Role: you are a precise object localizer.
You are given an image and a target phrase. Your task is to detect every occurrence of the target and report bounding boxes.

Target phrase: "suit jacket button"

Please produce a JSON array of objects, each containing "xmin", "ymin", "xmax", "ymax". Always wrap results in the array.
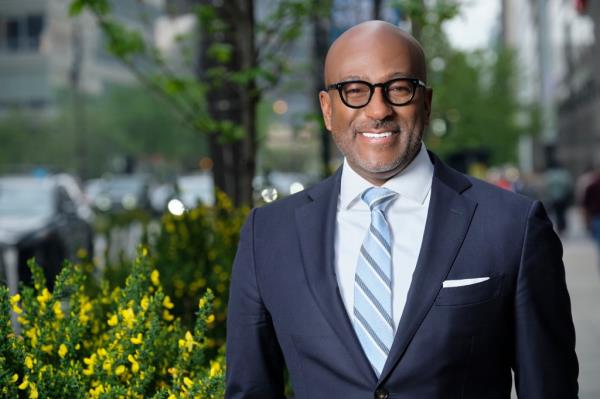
[{"xmin": 374, "ymin": 388, "xmax": 389, "ymax": 399}]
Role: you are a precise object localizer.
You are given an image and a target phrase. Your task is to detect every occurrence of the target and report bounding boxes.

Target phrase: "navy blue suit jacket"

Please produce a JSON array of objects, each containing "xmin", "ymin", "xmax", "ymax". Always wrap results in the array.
[{"xmin": 226, "ymin": 154, "xmax": 578, "ymax": 398}]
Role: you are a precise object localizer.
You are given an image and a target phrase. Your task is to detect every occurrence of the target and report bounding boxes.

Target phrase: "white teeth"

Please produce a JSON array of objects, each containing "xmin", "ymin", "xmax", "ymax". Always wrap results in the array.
[{"xmin": 362, "ymin": 131, "xmax": 392, "ymax": 138}]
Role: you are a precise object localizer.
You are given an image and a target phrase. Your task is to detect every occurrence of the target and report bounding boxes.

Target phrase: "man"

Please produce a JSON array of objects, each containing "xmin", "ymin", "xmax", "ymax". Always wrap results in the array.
[{"xmin": 226, "ymin": 21, "xmax": 578, "ymax": 398}]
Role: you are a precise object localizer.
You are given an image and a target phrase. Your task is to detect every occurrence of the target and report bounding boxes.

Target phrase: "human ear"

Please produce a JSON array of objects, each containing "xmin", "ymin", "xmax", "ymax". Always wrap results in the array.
[
  {"xmin": 319, "ymin": 91, "xmax": 332, "ymax": 131},
  {"xmin": 423, "ymin": 88, "xmax": 433, "ymax": 127}
]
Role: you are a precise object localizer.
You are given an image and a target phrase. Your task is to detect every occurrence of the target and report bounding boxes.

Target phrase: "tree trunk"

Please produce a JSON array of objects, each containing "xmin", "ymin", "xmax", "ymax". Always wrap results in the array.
[
  {"xmin": 373, "ymin": 0, "xmax": 383, "ymax": 20},
  {"xmin": 70, "ymin": 19, "xmax": 87, "ymax": 179},
  {"xmin": 197, "ymin": 0, "xmax": 257, "ymax": 206}
]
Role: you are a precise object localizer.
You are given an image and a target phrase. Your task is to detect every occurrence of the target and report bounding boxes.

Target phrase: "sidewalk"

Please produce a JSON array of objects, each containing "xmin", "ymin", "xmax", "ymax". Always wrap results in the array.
[{"xmin": 562, "ymin": 209, "xmax": 600, "ymax": 399}]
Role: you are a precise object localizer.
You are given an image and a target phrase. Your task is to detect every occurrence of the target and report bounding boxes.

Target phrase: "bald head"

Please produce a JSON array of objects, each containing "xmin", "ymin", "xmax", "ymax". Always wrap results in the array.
[{"xmin": 323, "ymin": 21, "xmax": 427, "ymax": 85}]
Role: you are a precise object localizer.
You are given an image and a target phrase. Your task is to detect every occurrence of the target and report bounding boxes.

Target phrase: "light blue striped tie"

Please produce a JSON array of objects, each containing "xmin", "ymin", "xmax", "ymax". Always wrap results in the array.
[{"xmin": 353, "ymin": 186, "xmax": 397, "ymax": 376}]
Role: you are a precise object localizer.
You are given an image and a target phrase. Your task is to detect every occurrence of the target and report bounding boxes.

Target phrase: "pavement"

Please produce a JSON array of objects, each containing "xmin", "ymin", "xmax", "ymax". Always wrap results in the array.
[{"xmin": 562, "ymin": 209, "xmax": 600, "ymax": 399}]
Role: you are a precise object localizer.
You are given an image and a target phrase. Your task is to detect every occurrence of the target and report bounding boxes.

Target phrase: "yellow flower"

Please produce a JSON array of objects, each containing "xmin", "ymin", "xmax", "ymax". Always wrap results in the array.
[
  {"xmin": 206, "ymin": 314, "xmax": 215, "ymax": 324},
  {"xmin": 58, "ymin": 344, "xmax": 68, "ymax": 358},
  {"xmin": 128, "ymin": 354, "xmax": 139, "ymax": 373},
  {"xmin": 198, "ymin": 297, "xmax": 206, "ymax": 309},
  {"xmin": 120, "ymin": 307, "xmax": 135, "ymax": 328},
  {"xmin": 89, "ymin": 384, "xmax": 106, "ymax": 398},
  {"xmin": 140, "ymin": 296, "xmax": 149, "ymax": 311},
  {"xmin": 150, "ymin": 270, "xmax": 160, "ymax": 286},
  {"xmin": 52, "ymin": 301, "xmax": 64, "ymax": 320},
  {"xmin": 79, "ymin": 301, "xmax": 93, "ymax": 323},
  {"xmin": 162, "ymin": 310, "xmax": 174, "ymax": 321},
  {"xmin": 209, "ymin": 361, "xmax": 221, "ymax": 377},
  {"xmin": 83, "ymin": 354, "xmax": 96, "ymax": 366},
  {"xmin": 25, "ymin": 356, "xmax": 33, "ymax": 369},
  {"xmin": 107, "ymin": 314, "xmax": 118, "ymax": 327},
  {"xmin": 25, "ymin": 328, "xmax": 38, "ymax": 347},
  {"xmin": 10, "ymin": 294, "xmax": 22, "ymax": 314},
  {"xmin": 115, "ymin": 365, "xmax": 126, "ymax": 376},
  {"xmin": 183, "ymin": 377, "xmax": 193, "ymax": 388},
  {"xmin": 167, "ymin": 367, "xmax": 177, "ymax": 376},
  {"xmin": 102, "ymin": 359, "xmax": 112, "ymax": 372},
  {"xmin": 41, "ymin": 344, "xmax": 53, "ymax": 354},
  {"xmin": 10, "ymin": 373, "xmax": 18, "ymax": 383},
  {"xmin": 29, "ymin": 384, "xmax": 38, "ymax": 399},
  {"xmin": 162, "ymin": 296, "xmax": 174, "ymax": 309},
  {"xmin": 130, "ymin": 333, "xmax": 143, "ymax": 345},
  {"xmin": 36, "ymin": 289, "xmax": 51, "ymax": 306},
  {"xmin": 167, "ymin": 395, "xmax": 176, "ymax": 399},
  {"xmin": 18, "ymin": 376, "xmax": 28, "ymax": 390},
  {"xmin": 9, "ymin": 293, "xmax": 21, "ymax": 305},
  {"xmin": 83, "ymin": 368, "xmax": 94, "ymax": 376},
  {"xmin": 97, "ymin": 348, "xmax": 107, "ymax": 357}
]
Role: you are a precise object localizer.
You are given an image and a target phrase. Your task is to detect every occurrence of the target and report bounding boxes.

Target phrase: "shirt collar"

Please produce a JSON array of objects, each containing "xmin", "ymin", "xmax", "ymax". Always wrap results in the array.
[{"xmin": 339, "ymin": 142, "xmax": 434, "ymax": 210}]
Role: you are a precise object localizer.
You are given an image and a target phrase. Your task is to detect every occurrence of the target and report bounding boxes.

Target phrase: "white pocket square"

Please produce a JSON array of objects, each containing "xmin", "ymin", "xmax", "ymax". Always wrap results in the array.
[{"xmin": 442, "ymin": 277, "xmax": 490, "ymax": 288}]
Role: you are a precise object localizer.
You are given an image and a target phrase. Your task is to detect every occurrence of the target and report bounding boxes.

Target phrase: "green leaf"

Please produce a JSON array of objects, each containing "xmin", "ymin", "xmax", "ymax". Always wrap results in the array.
[
  {"xmin": 207, "ymin": 43, "xmax": 233, "ymax": 64},
  {"xmin": 68, "ymin": 0, "xmax": 85, "ymax": 16}
]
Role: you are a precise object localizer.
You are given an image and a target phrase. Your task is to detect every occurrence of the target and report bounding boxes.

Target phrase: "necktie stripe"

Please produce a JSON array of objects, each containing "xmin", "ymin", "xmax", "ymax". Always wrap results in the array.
[
  {"xmin": 359, "ymin": 247, "xmax": 392, "ymax": 288},
  {"xmin": 354, "ymin": 308, "xmax": 391, "ymax": 356},
  {"xmin": 365, "ymin": 192, "xmax": 397, "ymax": 210},
  {"xmin": 353, "ymin": 186, "xmax": 397, "ymax": 377},
  {"xmin": 353, "ymin": 323, "xmax": 386, "ymax": 376},
  {"xmin": 369, "ymin": 223, "xmax": 392, "ymax": 255},
  {"xmin": 355, "ymin": 276, "xmax": 394, "ymax": 328}
]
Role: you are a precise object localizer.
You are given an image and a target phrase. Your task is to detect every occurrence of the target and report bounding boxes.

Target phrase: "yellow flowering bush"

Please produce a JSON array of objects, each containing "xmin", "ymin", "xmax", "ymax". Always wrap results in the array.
[
  {"xmin": 153, "ymin": 192, "xmax": 248, "ymax": 349},
  {"xmin": 0, "ymin": 252, "xmax": 224, "ymax": 398}
]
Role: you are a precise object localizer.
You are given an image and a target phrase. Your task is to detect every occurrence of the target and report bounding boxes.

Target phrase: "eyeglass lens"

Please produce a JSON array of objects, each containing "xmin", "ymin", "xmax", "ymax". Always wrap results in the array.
[{"xmin": 340, "ymin": 79, "xmax": 416, "ymax": 107}]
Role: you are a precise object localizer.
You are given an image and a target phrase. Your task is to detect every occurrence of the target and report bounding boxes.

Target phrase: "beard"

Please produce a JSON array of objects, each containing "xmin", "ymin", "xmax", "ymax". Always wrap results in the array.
[{"xmin": 332, "ymin": 119, "xmax": 424, "ymax": 178}]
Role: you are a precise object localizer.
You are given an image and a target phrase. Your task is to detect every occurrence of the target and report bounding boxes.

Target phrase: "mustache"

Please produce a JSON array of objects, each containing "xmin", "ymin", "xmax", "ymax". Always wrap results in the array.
[{"xmin": 354, "ymin": 120, "xmax": 400, "ymax": 132}]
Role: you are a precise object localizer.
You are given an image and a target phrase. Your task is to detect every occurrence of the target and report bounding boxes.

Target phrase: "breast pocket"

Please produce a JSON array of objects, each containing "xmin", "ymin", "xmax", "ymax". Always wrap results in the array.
[{"xmin": 435, "ymin": 275, "xmax": 503, "ymax": 306}]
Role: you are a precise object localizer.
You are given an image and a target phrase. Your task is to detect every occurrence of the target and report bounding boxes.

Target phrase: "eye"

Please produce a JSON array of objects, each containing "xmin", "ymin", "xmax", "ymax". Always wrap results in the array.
[
  {"xmin": 387, "ymin": 81, "xmax": 412, "ymax": 95},
  {"xmin": 342, "ymin": 83, "xmax": 370, "ymax": 97}
]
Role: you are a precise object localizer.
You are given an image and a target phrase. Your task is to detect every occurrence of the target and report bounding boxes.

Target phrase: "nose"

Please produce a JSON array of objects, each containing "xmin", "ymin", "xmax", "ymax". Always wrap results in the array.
[{"xmin": 363, "ymin": 87, "xmax": 393, "ymax": 120}]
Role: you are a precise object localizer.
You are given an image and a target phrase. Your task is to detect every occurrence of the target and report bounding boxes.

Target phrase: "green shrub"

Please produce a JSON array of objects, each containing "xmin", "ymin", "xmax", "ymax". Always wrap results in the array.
[
  {"xmin": 0, "ymin": 252, "xmax": 224, "ymax": 398},
  {"xmin": 153, "ymin": 192, "xmax": 248, "ymax": 349}
]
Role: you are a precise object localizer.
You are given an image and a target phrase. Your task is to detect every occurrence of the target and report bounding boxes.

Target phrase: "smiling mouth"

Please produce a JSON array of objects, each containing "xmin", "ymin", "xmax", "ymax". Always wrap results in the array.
[{"xmin": 360, "ymin": 131, "xmax": 396, "ymax": 138}]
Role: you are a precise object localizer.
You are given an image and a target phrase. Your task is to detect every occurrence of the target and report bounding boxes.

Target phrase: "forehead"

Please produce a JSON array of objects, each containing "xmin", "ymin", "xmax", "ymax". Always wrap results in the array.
[{"xmin": 326, "ymin": 30, "xmax": 417, "ymax": 83}]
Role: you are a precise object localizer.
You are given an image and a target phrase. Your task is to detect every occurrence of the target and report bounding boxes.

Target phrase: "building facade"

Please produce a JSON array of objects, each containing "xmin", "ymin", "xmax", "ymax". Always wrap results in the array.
[
  {"xmin": 0, "ymin": 0, "xmax": 161, "ymax": 112},
  {"xmin": 502, "ymin": 0, "xmax": 599, "ymax": 176}
]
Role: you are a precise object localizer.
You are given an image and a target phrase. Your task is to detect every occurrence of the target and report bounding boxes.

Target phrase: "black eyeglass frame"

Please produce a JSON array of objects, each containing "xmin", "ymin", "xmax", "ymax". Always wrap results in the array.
[{"xmin": 325, "ymin": 77, "xmax": 427, "ymax": 109}]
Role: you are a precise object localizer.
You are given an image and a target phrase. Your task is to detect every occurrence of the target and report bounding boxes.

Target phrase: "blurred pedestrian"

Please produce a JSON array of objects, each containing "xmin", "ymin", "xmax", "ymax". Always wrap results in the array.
[
  {"xmin": 582, "ymin": 170, "xmax": 600, "ymax": 270},
  {"xmin": 543, "ymin": 161, "xmax": 573, "ymax": 234}
]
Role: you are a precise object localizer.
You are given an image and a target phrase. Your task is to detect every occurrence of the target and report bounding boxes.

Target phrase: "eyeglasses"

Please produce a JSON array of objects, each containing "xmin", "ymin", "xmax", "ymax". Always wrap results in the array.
[{"xmin": 325, "ymin": 77, "xmax": 427, "ymax": 109}]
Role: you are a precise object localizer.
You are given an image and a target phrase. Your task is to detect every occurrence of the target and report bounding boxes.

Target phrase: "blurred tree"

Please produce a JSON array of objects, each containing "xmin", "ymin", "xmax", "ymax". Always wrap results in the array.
[
  {"xmin": 0, "ymin": 86, "xmax": 208, "ymax": 177},
  {"xmin": 69, "ymin": 0, "xmax": 324, "ymax": 205},
  {"xmin": 394, "ymin": 0, "xmax": 535, "ymax": 166}
]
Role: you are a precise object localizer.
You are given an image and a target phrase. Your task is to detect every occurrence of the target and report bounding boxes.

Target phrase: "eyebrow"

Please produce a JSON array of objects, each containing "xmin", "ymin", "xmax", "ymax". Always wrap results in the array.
[{"xmin": 334, "ymin": 72, "xmax": 414, "ymax": 84}]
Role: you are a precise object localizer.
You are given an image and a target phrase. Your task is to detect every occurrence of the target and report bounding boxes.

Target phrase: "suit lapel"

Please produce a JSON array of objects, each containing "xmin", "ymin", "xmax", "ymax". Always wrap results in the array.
[
  {"xmin": 378, "ymin": 155, "xmax": 477, "ymax": 383},
  {"xmin": 295, "ymin": 168, "xmax": 377, "ymax": 383}
]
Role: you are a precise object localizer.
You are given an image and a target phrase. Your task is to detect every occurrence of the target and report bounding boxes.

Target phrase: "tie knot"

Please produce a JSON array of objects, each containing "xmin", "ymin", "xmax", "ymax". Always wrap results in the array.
[{"xmin": 361, "ymin": 187, "xmax": 397, "ymax": 211}]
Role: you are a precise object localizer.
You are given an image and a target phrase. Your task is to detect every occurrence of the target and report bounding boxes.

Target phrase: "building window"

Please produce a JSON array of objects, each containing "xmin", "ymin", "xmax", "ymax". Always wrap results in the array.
[
  {"xmin": 27, "ymin": 15, "xmax": 44, "ymax": 49},
  {"xmin": 0, "ymin": 14, "xmax": 45, "ymax": 53}
]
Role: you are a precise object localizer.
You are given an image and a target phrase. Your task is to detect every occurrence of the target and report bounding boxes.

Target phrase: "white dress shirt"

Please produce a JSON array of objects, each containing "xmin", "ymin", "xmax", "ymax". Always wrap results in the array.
[{"xmin": 334, "ymin": 143, "xmax": 433, "ymax": 331}]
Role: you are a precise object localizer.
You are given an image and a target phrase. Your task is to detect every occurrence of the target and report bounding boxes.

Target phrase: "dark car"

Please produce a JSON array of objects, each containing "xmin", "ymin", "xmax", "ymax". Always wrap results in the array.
[
  {"xmin": 92, "ymin": 175, "xmax": 154, "ymax": 214},
  {"xmin": 0, "ymin": 175, "xmax": 94, "ymax": 289}
]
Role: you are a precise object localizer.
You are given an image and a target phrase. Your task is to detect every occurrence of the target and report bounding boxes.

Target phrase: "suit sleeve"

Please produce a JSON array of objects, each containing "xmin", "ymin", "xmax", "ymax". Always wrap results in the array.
[
  {"xmin": 513, "ymin": 201, "xmax": 578, "ymax": 397},
  {"xmin": 225, "ymin": 208, "xmax": 286, "ymax": 399}
]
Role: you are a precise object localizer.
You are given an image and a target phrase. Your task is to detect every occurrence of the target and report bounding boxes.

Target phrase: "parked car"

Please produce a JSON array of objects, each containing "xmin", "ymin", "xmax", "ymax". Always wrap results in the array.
[
  {"xmin": 91, "ymin": 174, "xmax": 154, "ymax": 214},
  {"xmin": 161, "ymin": 173, "xmax": 215, "ymax": 215},
  {"xmin": 0, "ymin": 175, "xmax": 94, "ymax": 288}
]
